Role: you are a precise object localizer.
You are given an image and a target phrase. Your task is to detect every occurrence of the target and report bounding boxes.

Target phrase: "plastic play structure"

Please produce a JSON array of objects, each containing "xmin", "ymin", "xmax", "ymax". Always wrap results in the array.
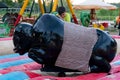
[
  {"xmin": 14, "ymin": 0, "xmax": 78, "ymax": 26},
  {"xmin": 80, "ymin": 11, "xmax": 106, "ymax": 30},
  {"xmin": 14, "ymin": 0, "xmax": 78, "ymax": 23},
  {"xmin": 0, "ymin": 0, "xmax": 78, "ymax": 37},
  {"xmin": 80, "ymin": 11, "xmax": 90, "ymax": 27}
]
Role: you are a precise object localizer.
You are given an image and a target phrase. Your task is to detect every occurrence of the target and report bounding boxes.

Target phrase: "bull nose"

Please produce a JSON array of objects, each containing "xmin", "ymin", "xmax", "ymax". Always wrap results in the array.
[
  {"xmin": 13, "ymin": 48, "xmax": 18, "ymax": 53},
  {"xmin": 13, "ymin": 45, "xmax": 22, "ymax": 52},
  {"xmin": 13, "ymin": 47, "xmax": 24, "ymax": 55}
]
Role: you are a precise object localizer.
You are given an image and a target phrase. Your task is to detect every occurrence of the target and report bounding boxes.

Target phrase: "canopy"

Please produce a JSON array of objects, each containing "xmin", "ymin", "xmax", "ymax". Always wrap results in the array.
[
  {"xmin": 0, "ymin": 2, "xmax": 8, "ymax": 8},
  {"xmin": 72, "ymin": 0, "xmax": 117, "ymax": 10}
]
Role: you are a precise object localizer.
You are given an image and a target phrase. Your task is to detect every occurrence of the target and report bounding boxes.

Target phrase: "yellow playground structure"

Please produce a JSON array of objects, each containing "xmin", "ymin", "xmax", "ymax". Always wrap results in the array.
[
  {"xmin": 11, "ymin": 0, "xmax": 106, "ymax": 36},
  {"xmin": 14, "ymin": 0, "xmax": 78, "ymax": 27},
  {"xmin": 9, "ymin": 0, "xmax": 79, "ymax": 36}
]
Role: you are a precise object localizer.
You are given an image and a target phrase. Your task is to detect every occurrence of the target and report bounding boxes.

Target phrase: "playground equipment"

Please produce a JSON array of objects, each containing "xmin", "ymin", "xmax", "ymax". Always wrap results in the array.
[
  {"xmin": 80, "ymin": 11, "xmax": 106, "ymax": 30},
  {"xmin": 93, "ymin": 23, "xmax": 105, "ymax": 30},
  {"xmin": 9, "ymin": 0, "xmax": 78, "ymax": 37},
  {"xmin": 0, "ymin": 0, "xmax": 78, "ymax": 37},
  {"xmin": 14, "ymin": 0, "xmax": 78, "ymax": 26},
  {"xmin": 80, "ymin": 11, "xmax": 90, "ymax": 27}
]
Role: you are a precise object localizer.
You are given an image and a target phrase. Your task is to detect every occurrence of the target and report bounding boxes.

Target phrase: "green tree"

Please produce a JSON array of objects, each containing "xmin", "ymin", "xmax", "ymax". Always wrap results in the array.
[
  {"xmin": 0, "ymin": 0, "xmax": 13, "ymax": 7},
  {"xmin": 17, "ymin": 0, "xmax": 32, "ymax": 7},
  {"xmin": 17, "ymin": 0, "xmax": 23, "ymax": 7}
]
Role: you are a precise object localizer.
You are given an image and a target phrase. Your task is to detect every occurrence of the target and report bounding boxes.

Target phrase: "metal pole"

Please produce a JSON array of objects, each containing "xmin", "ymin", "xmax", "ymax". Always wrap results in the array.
[
  {"xmin": 12, "ymin": 0, "xmax": 29, "ymax": 36},
  {"xmin": 42, "ymin": 0, "xmax": 46, "ymax": 13},
  {"xmin": 66, "ymin": 0, "xmax": 78, "ymax": 24},
  {"xmin": 14, "ymin": 0, "xmax": 29, "ymax": 26},
  {"xmin": 29, "ymin": 0, "xmax": 35, "ymax": 18},
  {"xmin": 38, "ymin": 0, "xmax": 45, "ymax": 14},
  {"xmin": 52, "ymin": 0, "xmax": 58, "ymax": 12},
  {"xmin": 49, "ymin": 0, "xmax": 54, "ymax": 13},
  {"xmin": 60, "ymin": 0, "xmax": 63, "ymax": 7}
]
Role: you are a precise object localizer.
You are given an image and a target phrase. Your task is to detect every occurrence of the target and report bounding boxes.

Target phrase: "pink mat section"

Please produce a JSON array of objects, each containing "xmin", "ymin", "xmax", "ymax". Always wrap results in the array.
[
  {"xmin": 30, "ymin": 73, "xmax": 107, "ymax": 80},
  {"xmin": 0, "ymin": 62, "xmax": 41, "ymax": 74},
  {"xmin": 109, "ymin": 55, "xmax": 120, "ymax": 74},
  {"xmin": 99, "ymin": 72, "xmax": 120, "ymax": 80},
  {"xmin": 0, "ymin": 37, "xmax": 12, "ymax": 41},
  {"xmin": 0, "ymin": 56, "xmax": 119, "ymax": 80},
  {"xmin": 0, "ymin": 46, "xmax": 120, "ymax": 80},
  {"xmin": 110, "ymin": 64, "xmax": 120, "ymax": 74},
  {"xmin": 0, "ymin": 56, "xmax": 28, "ymax": 63},
  {"xmin": 0, "ymin": 54, "xmax": 120, "ymax": 80},
  {"xmin": 23, "ymin": 71, "xmax": 42, "ymax": 79},
  {"xmin": 112, "ymin": 35, "xmax": 120, "ymax": 39},
  {"xmin": 29, "ymin": 54, "xmax": 120, "ymax": 80},
  {"xmin": 0, "ymin": 71, "xmax": 41, "ymax": 80}
]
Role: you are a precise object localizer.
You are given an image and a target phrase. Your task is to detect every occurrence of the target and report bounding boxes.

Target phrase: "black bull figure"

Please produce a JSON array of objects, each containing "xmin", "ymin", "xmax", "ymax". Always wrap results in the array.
[{"xmin": 13, "ymin": 14, "xmax": 117, "ymax": 73}]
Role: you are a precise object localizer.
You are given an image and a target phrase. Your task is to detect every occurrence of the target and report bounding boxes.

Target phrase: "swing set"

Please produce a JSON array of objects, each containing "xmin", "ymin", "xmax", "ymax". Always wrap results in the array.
[
  {"xmin": 14, "ymin": 0, "xmax": 78, "ymax": 26},
  {"xmin": 7, "ymin": 0, "xmax": 78, "ymax": 36}
]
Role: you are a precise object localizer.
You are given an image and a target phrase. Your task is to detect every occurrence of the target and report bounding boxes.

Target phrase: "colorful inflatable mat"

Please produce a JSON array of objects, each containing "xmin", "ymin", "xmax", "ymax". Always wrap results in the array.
[
  {"xmin": 0, "ymin": 53, "xmax": 120, "ymax": 80},
  {"xmin": 0, "ymin": 35, "xmax": 120, "ymax": 80}
]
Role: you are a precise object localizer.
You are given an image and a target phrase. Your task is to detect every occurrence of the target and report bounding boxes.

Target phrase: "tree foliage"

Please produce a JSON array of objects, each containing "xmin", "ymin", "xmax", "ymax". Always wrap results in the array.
[
  {"xmin": 17, "ymin": 0, "xmax": 23, "ymax": 7},
  {"xmin": 0, "ymin": 0, "xmax": 33, "ymax": 8},
  {"xmin": 0, "ymin": 0, "xmax": 13, "ymax": 7}
]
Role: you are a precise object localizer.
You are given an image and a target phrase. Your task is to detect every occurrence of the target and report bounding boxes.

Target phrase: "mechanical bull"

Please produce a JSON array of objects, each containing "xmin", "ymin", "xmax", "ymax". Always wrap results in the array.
[{"xmin": 13, "ymin": 14, "xmax": 117, "ymax": 75}]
